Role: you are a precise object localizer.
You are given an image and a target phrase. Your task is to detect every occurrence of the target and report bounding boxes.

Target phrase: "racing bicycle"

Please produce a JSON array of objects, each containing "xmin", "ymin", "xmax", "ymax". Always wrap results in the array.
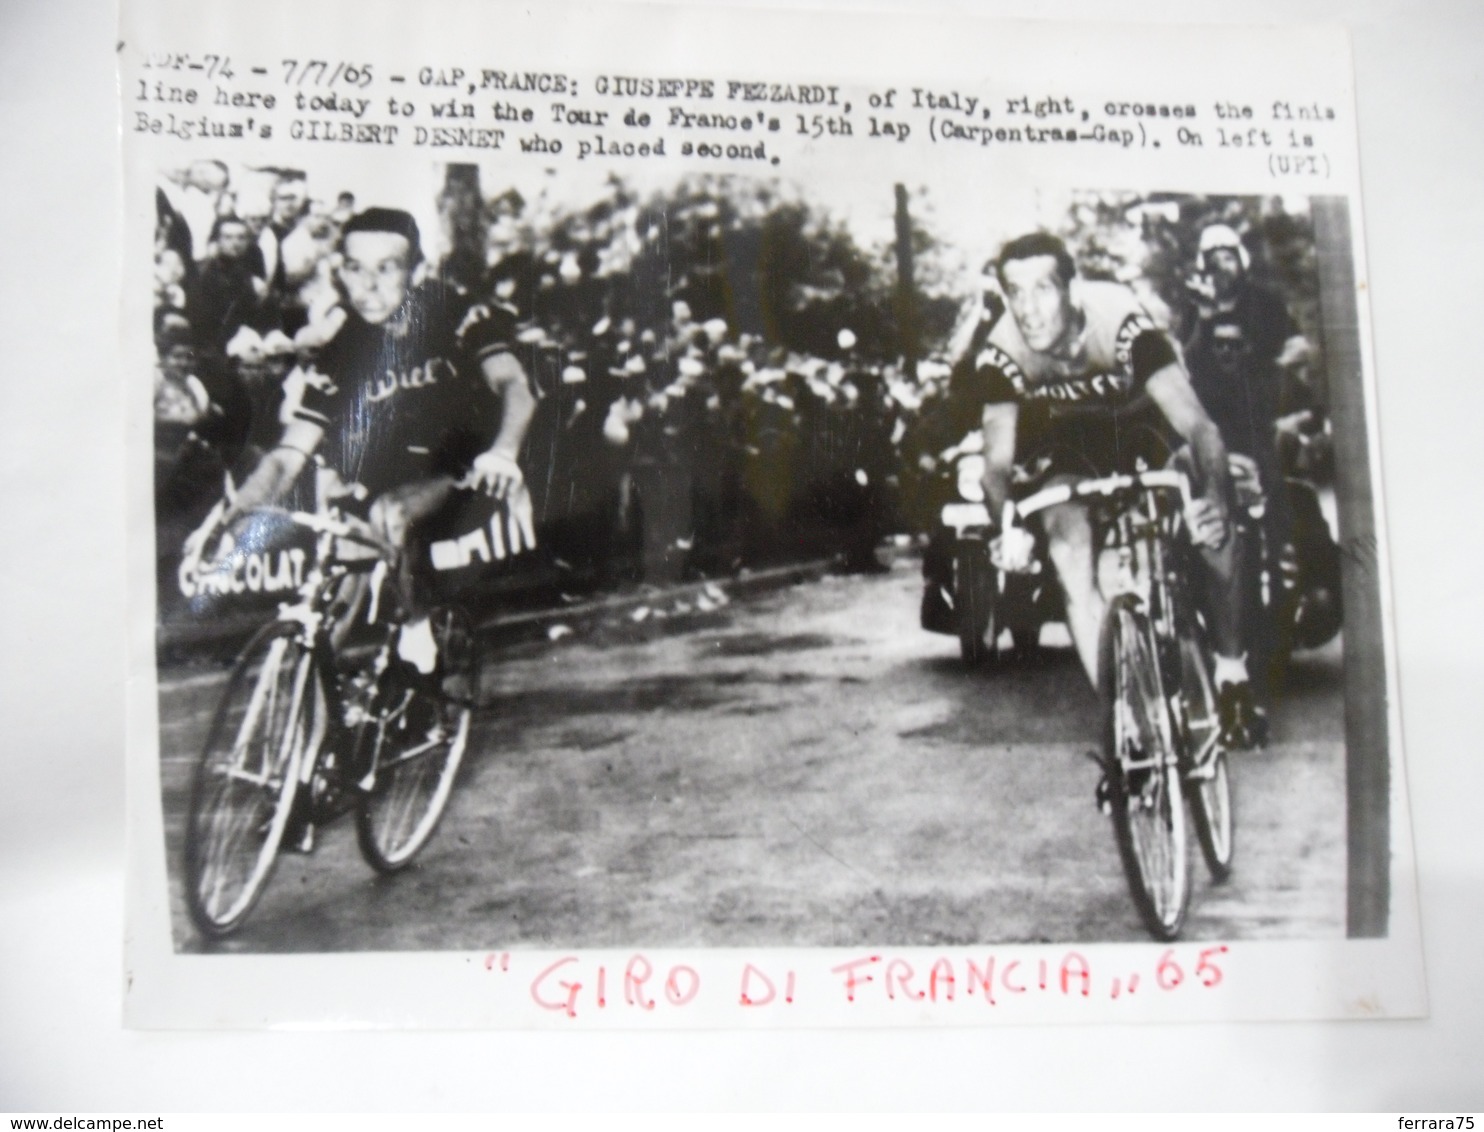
[
  {"xmin": 181, "ymin": 499, "xmax": 478, "ymax": 939},
  {"xmin": 1007, "ymin": 467, "xmax": 1234, "ymax": 941}
]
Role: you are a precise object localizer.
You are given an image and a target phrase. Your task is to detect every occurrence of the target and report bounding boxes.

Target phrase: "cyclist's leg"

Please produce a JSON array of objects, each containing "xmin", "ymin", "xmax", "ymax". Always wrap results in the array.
[
  {"xmin": 369, "ymin": 475, "xmax": 459, "ymax": 612},
  {"xmin": 1040, "ymin": 486, "xmax": 1102, "ymax": 687},
  {"xmin": 1163, "ymin": 447, "xmax": 1242, "ymax": 651},
  {"xmin": 1167, "ymin": 447, "xmax": 1260, "ymax": 745},
  {"xmin": 355, "ymin": 479, "xmax": 477, "ymax": 869},
  {"xmin": 369, "ymin": 477, "xmax": 460, "ymax": 718}
]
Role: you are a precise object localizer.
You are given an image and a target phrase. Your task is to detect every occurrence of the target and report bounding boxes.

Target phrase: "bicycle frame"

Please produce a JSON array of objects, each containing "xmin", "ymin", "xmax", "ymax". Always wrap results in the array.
[
  {"xmin": 1098, "ymin": 486, "xmax": 1205, "ymax": 775},
  {"xmin": 1011, "ymin": 468, "xmax": 1210, "ymax": 770},
  {"xmin": 1000, "ymin": 467, "xmax": 1235, "ymax": 939},
  {"xmin": 191, "ymin": 501, "xmax": 416, "ymax": 819},
  {"xmin": 183, "ymin": 486, "xmax": 482, "ymax": 937}
]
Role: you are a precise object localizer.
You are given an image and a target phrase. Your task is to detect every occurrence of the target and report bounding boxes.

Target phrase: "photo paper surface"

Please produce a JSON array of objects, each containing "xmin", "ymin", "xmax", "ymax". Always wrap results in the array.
[{"xmin": 122, "ymin": 0, "xmax": 1424, "ymax": 1027}]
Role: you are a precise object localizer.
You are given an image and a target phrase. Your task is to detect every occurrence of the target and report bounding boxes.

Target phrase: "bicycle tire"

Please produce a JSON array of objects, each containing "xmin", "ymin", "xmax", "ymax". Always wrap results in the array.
[
  {"xmin": 1177, "ymin": 631, "xmax": 1234, "ymax": 882},
  {"xmin": 1099, "ymin": 595, "xmax": 1190, "ymax": 941},
  {"xmin": 184, "ymin": 623, "xmax": 317, "ymax": 938},
  {"xmin": 355, "ymin": 606, "xmax": 476, "ymax": 873},
  {"xmin": 955, "ymin": 542, "xmax": 996, "ymax": 665}
]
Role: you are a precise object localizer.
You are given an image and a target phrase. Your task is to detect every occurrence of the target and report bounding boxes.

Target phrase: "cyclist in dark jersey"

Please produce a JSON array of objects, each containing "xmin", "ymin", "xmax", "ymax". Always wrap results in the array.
[
  {"xmin": 203, "ymin": 206, "xmax": 536, "ymax": 688},
  {"xmin": 961, "ymin": 232, "xmax": 1258, "ymax": 745}
]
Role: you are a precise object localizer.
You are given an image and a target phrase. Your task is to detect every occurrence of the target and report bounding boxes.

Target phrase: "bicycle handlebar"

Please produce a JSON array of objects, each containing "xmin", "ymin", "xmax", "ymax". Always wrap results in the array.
[
  {"xmin": 282, "ymin": 508, "xmax": 397, "ymax": 559},
  {"xmin": 1008, "ymin": 468, "xmax": 1194, "ymax": 527},
  {"xmin": 184, "ymin": 503, "xmax": 400, "ymax": 578}
]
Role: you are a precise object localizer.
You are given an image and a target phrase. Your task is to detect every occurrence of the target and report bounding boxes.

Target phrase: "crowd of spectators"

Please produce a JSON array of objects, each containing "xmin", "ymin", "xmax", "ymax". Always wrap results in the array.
[
  {"xmin": 152, "ymin": 167, "xmax": 962, "ymax": 622},
  {"xmin": 153, "ymin": 168, "xmax": 1333, "ymax": 634},
  {"xmin": 153, "ymin": 161, "xmax": 358, "ymax": 548}
]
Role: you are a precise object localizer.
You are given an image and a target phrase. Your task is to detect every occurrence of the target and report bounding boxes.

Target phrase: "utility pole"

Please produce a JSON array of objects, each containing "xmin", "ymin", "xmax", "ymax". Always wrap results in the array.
[
  {"xmin": 893, "ymin": 183, "xmax": 919, "ymax": 376},
  {"xmin": 1313, "ymin": 196, "xmax": 1389, "ymax": 938}
]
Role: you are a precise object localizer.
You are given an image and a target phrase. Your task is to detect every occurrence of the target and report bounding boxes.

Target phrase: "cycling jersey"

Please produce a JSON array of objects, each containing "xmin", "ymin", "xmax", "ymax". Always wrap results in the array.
[
  {"xmin": 958, "ymin": 280, "xmax": 1180, "ymax": 479},
  {"xmin": 293, "ymin": 288, "xmax": 514, "ymax": 500}
]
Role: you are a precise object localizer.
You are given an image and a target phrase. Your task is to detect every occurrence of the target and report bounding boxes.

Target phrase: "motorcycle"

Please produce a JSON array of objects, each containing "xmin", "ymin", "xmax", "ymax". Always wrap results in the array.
[
  {"xmin": 1231, "ymin": 447, "xmax": 1343, "ymax": 696},
  {"xmin": 920, "ymin": 437, "xmax": 1340, "ymax": 674},
  {"xmin": 920, "ymin": 439, "xmax": 1062, "ymax": 665}
]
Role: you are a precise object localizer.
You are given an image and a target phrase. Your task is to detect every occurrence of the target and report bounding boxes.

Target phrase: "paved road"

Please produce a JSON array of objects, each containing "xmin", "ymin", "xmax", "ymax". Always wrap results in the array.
[{"xmin": 156, "ymin": 559, "xmax": 1346, "ymax": 952}]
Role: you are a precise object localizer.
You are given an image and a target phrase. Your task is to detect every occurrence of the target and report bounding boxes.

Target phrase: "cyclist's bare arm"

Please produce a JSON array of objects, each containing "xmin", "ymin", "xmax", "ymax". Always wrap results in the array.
[
  {"xmin": 980, "ymin": 399, "xmax": 1041, "ymax": 574},
  {"xmin": 979, "ymin": 400, "xmax": 1019, "ymax": 520},
  {"xmin": 467, "ymin": 350, "xmax": 536, "ymax": 500},
  {"xmin": 1145, "ymin": 362, "xmax": 1232, "ymax": 545},
  {"xmin": 222, "ymin": 418, "xmax": 325, "ymax": 525}
]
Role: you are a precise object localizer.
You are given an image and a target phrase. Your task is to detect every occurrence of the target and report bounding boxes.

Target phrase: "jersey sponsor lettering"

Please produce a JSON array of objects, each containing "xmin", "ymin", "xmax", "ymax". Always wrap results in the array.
[
  {"xmin": 364, "ymin": 357, "xmax": 455, "ymax": 403},
  {"xmin": 976, "ymin": 283, "xmax": 1162, "ymax": 411},
  {"xmin": 1112, "ymin": 311, "xmax": 1158, "ymax": 375},
  {"xmin": 291, "ymin": 289, "xmax": 509, "ymax": 497},
  {"xmin": 1025, "ymin": 369, "xmax": 1135, "ymax": 403}
]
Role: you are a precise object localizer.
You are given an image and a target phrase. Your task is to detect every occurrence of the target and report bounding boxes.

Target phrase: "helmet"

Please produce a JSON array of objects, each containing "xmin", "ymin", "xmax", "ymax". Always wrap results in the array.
[{"xmin": 1197, "ymin": 223, "xmax": 1251, "ymax": 273}]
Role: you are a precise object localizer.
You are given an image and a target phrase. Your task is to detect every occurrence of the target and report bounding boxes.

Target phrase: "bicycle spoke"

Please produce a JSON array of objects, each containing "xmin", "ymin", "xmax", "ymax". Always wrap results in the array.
[
  {"xmin": 184, "ymin": 631, "xmax": 311, "ymax": 937},
  {"xmin": 356, "ymin": 695, "xmax": 469, "ymax": 873},
  {"xmin": 1177, "ymin": 631, "xmax": 1235, "ymax": 880},
  {"xmin": 1103, "ymin": 598, "xmax": 1189, "ymax": 940}
]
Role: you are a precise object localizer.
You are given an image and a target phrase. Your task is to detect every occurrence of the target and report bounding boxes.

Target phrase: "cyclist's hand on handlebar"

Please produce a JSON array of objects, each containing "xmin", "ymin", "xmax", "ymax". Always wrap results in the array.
[
  {"xmin": 502, "ymin": 480, "xmax": 537, "ymax": 558},
  {"xmin": 182, "ymin": 499, "xmax": 238, "ymax": 570},
  {"xmin": 990, "ymin": 526, "xmax": 1037, "ymax": 573},
  {"xmin": 480, "ymin": 481, "xmax": 538, "ymax": 560},
  {"xmin": 1185, "ymin": 495, "xmax": 1231, "ymax": 550},
  {"xmin": 467, "ymin": 450, "xmax": 524, "ymax": 501}
]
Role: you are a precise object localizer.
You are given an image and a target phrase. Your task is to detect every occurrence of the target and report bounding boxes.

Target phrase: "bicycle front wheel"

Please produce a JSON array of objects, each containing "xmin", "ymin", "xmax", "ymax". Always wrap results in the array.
[
  {"xmin": 955, "ymin": 541, "xmax": 996, "ymax": 665},
  {"xmin": 1099, "ymin": 595, "xmax": 1190, "ymax": 941},
  {"xmin": 184, "ymin": 624, "xmax": 317, "ymax": 938},
  {"xmin": 1177, "ymin": 632, "xmax": 1234, "ymax": 882},
  {"xmin": 356, "ymin": 607, "xmax": 476, "ymax": 873}
]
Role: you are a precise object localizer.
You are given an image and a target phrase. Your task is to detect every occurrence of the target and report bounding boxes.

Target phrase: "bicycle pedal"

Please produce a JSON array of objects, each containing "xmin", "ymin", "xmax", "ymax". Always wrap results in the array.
[{"xmin": 1094, "ymin": 775, "xmax": 1112, "ymax": 815}]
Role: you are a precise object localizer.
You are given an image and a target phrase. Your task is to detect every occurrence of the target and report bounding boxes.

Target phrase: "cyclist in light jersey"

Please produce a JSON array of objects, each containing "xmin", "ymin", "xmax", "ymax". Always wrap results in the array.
[{"xmin": 961, "ymin": 231, "xmax": 1258, "ymax": 746}]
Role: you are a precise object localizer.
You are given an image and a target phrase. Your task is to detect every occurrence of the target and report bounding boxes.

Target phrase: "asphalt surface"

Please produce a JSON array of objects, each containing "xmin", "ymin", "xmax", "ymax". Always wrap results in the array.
[{"xmin": 155, "ymin": 559, "xmax": 1346, "ymax": 953}]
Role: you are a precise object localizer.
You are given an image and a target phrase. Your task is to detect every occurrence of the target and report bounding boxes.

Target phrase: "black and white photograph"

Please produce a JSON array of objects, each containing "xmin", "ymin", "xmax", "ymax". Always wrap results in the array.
[
  {"xmin": 108, "ymin": 0, "xmax": 1430, "ymax": 1033},
  {"xmin": 147, "ymin": 159, "xmax": 1379, "ymax": 953},
  {"xmin": 15, "ymin": 0, "xmax": 1484, "ymax": 1108}
]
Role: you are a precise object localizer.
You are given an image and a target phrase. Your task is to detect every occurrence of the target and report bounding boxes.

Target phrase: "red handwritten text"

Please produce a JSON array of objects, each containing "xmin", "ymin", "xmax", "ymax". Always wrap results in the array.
[{"xmin": 527, "ymin": 953, "xmax": 702, "ymax": 1018}]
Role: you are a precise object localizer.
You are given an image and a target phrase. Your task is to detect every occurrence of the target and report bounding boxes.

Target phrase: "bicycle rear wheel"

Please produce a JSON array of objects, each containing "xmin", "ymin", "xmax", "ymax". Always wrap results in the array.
[
  {"xmin": 1099, "ymin": 595, "xmax": 1190, "ymax": 941},
  {"xmin": 184, "ymin": 624, "xmax": 317, "ymax": 938},
  {"xmin": 1177, "ymin": 632, "xmax": 1234, "ymax": 882},
  {"xmin": 355, "ymin": 606, "xmax": 476, "ymax": 873}
]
